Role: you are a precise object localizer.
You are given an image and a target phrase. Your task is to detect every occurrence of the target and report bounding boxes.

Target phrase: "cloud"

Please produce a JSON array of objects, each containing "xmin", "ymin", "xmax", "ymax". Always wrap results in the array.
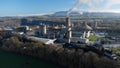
[{"xmin": 106, "ymin": 0, "xmax": 120, "ymax": 8}]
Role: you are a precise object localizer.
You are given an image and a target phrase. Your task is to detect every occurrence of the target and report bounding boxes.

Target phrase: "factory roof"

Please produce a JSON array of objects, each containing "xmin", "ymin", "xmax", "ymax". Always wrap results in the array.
[
  {"xmin": 26, "ymin": 36, "xmax": 56, "ymax": 45},
  {"xmin": 83, "ymin": 22, "xmax": 93, "ymax": 30}
]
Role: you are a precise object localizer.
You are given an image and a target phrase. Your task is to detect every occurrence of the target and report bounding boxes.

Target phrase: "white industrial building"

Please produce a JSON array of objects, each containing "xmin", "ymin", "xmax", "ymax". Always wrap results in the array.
[{"xmin": 26, "ymin": 36, "xmax": 56, "ymax": 45}]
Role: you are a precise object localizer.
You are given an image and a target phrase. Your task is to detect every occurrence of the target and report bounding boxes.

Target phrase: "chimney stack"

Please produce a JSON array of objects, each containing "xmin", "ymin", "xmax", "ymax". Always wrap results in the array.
[{"xmin": 66, "ymin": 16, "xmax": 72, "ymax": 43}]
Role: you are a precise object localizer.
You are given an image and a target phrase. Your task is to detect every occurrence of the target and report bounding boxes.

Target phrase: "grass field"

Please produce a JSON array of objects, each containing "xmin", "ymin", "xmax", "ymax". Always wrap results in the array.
[
  {"xmin": 89, "ymin": 35, "xmax": 98, "ymax": 41},
  {"xmin": 0, "ymin": 50, "xmax": 59, "ymax": 68}
]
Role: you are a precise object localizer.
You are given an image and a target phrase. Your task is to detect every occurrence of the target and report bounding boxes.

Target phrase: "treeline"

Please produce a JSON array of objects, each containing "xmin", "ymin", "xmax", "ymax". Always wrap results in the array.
[{"xmin": 0, "ymin": 35, "xmax": 120, "ymax": 68}]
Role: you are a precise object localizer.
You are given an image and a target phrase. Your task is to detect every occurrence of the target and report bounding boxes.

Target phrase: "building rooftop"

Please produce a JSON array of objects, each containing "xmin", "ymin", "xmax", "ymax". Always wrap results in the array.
[
  {"xmin": 26, "ymin": 36, "xmax": 56, "ymax": 44},
  {"xmin": 83, "ymin": 22, "xmax": 93, "ymax": 30}
]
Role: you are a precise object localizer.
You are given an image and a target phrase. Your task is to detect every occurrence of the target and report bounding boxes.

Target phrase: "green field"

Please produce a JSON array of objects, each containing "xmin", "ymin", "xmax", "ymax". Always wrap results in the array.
[{"xmin": 0, "ymin": 50, "xmax": 59, "ymax": 68}]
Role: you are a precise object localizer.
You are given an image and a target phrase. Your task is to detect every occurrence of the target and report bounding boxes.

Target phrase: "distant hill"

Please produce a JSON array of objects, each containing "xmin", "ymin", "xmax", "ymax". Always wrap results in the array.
[
  {"xmin": 53, "ymin": 11, "xmax": 120, "ymax": 16},
  {"xmin": 49, "ymin": 11, "xmax": 120, "ymax": 19},
  {"xmin": 53, "ymin": 11, "xmax": 82, "ymax": 15}
]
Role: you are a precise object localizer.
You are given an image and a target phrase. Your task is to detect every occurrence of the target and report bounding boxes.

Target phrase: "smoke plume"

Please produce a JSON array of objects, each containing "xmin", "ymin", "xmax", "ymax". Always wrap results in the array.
[
  {"xmin": 67, "ymin": 0, "xmax": 103, "ymax": 15},
  {"xmin": 67, "ymin": 0, "xmax": 120, "ymax": 15},
  {"xmin": 106, "ymin": 0, "xmax": 120, "ymax": 8}
]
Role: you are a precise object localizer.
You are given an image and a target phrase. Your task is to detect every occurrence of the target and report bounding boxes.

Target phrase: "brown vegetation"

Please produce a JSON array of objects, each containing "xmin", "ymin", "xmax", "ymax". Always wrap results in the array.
[{"xmin": 0, "ymin": 34, "xmax": 119, "ymax": 68}]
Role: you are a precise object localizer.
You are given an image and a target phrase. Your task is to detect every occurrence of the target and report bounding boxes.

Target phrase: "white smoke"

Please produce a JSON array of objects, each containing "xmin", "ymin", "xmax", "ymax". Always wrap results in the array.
[
  {"xmin": 106, "ymin": 0, "xmax": 120, "ymax": 9},
  {"xmin": 67, "ymin": 0, "xmax": 120, "ymax": 15},
  {"xmin": 67, "ymin": 0, "xmax": 103, "ymax": 15}
]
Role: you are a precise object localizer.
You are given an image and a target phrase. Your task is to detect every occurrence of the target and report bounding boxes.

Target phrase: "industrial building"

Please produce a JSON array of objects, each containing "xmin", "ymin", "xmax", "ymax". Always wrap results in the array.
[{"xmin": 33, "ymin": 15, "xmax": 93, "ymax": 44}]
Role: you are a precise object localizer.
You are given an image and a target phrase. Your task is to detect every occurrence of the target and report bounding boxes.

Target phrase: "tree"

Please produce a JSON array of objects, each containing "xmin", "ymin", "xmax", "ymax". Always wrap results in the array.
[{"xmin": 4, "ymin": 36, "xmax": 21, "ymax": 49}]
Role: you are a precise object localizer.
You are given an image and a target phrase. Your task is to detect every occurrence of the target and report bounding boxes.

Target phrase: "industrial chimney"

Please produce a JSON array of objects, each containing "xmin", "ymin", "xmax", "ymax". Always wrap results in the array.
[{"xmin": 66, "ymin": 16, "xmax": 72, "ymax": 43}]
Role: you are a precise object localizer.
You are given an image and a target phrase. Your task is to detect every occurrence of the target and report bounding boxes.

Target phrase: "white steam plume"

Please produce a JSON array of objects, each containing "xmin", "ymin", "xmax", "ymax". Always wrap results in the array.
[
  {"xmin": 67, "ymin": 0, "xmax": 103, "ymax": 15},
  {"xmin": 106, "ymin": 0, "xmax": 120, "ymax": 9},
  {"xmin": 67, "ymin": 0, "xmax": 120, "ymax": 15}
]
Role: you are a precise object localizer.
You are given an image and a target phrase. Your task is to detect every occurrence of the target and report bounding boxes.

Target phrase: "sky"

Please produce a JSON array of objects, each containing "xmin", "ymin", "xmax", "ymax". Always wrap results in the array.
[{"xmin": 0, "ymin": 0, "xmax": 120, "ymax": 16}]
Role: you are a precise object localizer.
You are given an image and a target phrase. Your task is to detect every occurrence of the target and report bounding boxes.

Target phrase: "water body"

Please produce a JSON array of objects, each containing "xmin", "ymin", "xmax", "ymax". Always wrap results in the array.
[{"xmin": 0, "ymin": 50, "xmax": 59, "ymax": 68}]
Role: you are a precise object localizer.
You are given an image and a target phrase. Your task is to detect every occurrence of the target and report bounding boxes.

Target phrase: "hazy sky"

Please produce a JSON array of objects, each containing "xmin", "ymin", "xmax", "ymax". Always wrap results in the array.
[{"xmin": 0, "ymin": 0, "xmax": 120, "ymax": 16}]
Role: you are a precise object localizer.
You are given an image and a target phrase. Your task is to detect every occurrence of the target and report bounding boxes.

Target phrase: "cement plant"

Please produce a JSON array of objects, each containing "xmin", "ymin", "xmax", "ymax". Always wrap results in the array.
[{"xmin": 0, "ymin": 0, "xmax": 120, "ymax": 68}]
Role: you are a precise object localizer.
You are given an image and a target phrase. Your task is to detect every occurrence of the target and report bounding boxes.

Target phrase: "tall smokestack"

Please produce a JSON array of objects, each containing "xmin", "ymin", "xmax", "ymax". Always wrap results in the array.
[
  {"xmin": 66, "ymin": 0, "xmax": 81, "ymax": 43},
  {"xmin": 66, "ymin": 16, "xmax": 72, "ymax": 43},
  {"xmin": 66, "ymin": 0, "xmax": 102, "ymax": 43},
  {"xmin": 66, "ymin": 16, "xmax": 71, "ymax": 27}
]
